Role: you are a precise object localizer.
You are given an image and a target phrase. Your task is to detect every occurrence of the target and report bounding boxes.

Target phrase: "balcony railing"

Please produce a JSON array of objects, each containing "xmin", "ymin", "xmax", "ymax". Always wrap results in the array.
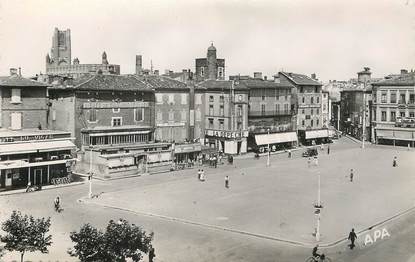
[{"xmin": 248, "ymin": 110, "xmax": 292, "ymax": 117}]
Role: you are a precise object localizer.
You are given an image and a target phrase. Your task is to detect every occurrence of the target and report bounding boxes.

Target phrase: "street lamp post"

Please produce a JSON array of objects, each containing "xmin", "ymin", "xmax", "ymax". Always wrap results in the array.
[
  {"xmin": 88, "ymin": 145, "xmax": 93, "ymax": 199},
  {"xmin": 267, "ymin": 128, "xmax": 270, "ymax": 167},
  {"xmin": 314, "ymin": 171, "xmax": 322, "ymax": 242},
  {"xmin": 361, "ymin": 94, "xmax": 366, "ymax": 149}
]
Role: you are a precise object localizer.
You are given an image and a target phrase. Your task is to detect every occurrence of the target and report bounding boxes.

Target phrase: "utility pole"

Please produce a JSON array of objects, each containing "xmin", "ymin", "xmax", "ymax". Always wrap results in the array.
[
  {"xmin": 362, "ymin": 95, "xmax": 366, "ymax": 149},
  {"xmin": 314, "ymin": 171, "xmax": 322, "ymax": 242},
  {"xmin": 88, "ymin": 145, "xmax": 93, "ymax": 199},
  {"xmin": 267, "ymin": 128, "xmax": 270, "ymax": 167}
]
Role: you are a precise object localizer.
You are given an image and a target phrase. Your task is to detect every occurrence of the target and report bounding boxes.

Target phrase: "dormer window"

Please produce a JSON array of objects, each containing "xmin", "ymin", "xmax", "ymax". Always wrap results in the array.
[{"xmin": 11, "ymin": 88, "xmax": 21, "ymax": 104}]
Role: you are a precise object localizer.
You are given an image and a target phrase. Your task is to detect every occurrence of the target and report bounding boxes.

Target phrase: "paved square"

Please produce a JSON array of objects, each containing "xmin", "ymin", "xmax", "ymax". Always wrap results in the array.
[{"xmin": 87, "ymin": 141, "xmax": 415, "ymax": 244}]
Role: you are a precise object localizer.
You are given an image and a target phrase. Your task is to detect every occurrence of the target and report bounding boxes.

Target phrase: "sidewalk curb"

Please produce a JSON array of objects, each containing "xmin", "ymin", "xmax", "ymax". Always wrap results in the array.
[
  {"xmin": 0, "ymin": 181, "xmax": 85, "ymax": 197},
  {"xmin": 80, "ymin": 200, "xmax": 306, "ymax": 247},
  {"xmin": 80, "ymin": 198, "xmax": 415, "ymax": 249}
]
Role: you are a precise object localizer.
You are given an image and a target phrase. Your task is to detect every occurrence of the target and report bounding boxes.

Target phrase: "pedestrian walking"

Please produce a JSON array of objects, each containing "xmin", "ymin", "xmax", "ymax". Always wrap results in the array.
[
  {"xmin": 350, "ymin": 169, "xmax": 354, "ymax": 182},
  {"xmin": 348, "ymin": 228, "xmax": 358, "ymax": 249},
  {"xmin": 392, "ymin": 156, "xmax": 398, "ymax": 167},
  {"xmin": 314, "ymin": 156, "xmax": 318, "ymax": 166},
  {"xmin": 308, "ymin": 157, "xmax": 311, "ymax": 168},
  {"xmin": 149, "ymin": 246, "xmax": 156, "ymax": 262},
  {"xmin": 225, "ymin": 175, "xmax": 230, "ymax": 188},
  {"xmin": 197, "ymin": 169, "xmax": 201, "ymax": 180},
  {"xmin": 288, "ymin": 150, "xmax": 292, "ymax": 158},
  {"xmin": 200, "ymin": 169, "xmax": 205, "ymax": 181},
  {"xmin": 213, "ymin": 155, "xmax": 217, "ymax": 168},
  {"xmin": 327, "ymin": 145, "xmax": 330, "ymax": 155},
  {"xmin": 54, "ymin": 196, "xmax": 61, "ymax": 212}
]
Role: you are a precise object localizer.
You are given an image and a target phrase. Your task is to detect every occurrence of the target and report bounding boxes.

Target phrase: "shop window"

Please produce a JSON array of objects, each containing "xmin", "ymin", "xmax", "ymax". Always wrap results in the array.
[
  {"xmin": 219, "ymin": 119, "xmax": 224, "ymax": 130},
  {"xmin": 155, "ymin": 93, "xmax": 163, "ymax": 104},
  {"xmin": 181, "ymin": 94, "xmax": 187, "ymax": 105},
  {"xmin": 10, "ymin": 112, "xmax": 22, "ymax": 130},
  {"xmin": 134, "ymin": 108, "xmax": 144, "ymax": 122},
  {"xmin": 208, "ymin": 118, "xmax": 213, "ymax": 129},
  {"xmin": 11, "ymin": 88, "xmax": 21, "ymax": 103},
  {"xmin": 89, "ymin": 109, "xmax": 97, "ymax": 122},
  {"xmin": 390, "ymin": 111, "xmax": 396, "ymax": 122},
  {"xmin": 381, "ymin": 111, "xmax": 387, "ymax": 121},
  {"xmin": 390, "ymin": 92, "xmax": 396, "ymax": 103},
  {"xmin": 111, "ymin": 117, "xmax": 122, "ymax": 127},
  {"xmin": 381, "ymin": 93, "xmax": 387, "ymax": 103}
]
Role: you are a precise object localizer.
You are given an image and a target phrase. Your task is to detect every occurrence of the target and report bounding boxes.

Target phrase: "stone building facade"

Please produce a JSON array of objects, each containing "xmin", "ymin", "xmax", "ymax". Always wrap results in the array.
[
  {"xmin": 196, "ymin": 80, "xmax": 249, "ymax": 154},
  {"xmin": 48, "ymin": 74, "xmax": 173, "ymax": 178},
  {"xmin": 195, "ymin": 44, "xmax": 225, "ymax": 82},
  {"xmin": 371, "ymin": 71, "xmax": 415, "ymax": 146},
  {"xmin": 279, "ymin": 72, "xmax": 328, "ymax": 145},
  {"xmin": 0, "ymin": 69, "xmax": 75, "ymax": 191},
  {"xmin": 238, "ymin": 77, "xmax": 297, "ymax": 152}
]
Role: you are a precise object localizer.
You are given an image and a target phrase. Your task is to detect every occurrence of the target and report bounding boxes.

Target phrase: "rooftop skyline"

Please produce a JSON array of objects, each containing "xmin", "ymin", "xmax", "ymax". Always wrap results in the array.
[{"xmin": 0, "ymin": 0, "xmax": 414, "ymax": 82}]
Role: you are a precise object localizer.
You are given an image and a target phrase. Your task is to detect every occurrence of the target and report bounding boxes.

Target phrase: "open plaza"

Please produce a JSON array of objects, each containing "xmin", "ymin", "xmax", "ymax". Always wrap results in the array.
[{"xmin": 1, "ymin": 137, "xmax": 415, "ymax": 262}]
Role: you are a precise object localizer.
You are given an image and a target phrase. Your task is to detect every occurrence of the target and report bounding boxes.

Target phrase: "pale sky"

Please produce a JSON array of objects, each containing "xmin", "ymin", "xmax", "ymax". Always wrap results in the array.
[{"xmin": 0, "ymin": 0, "xmax": 414, "ymax": 82}]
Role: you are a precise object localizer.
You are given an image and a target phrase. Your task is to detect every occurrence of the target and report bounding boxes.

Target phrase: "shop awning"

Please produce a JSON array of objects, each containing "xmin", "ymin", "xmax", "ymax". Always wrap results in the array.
[
  {"xmin": 0, "ymin": 140, "xmax": 76, "ymax": 155},
  {"xmin": 305, "ymin": 130, "xmax": 329, "ymax": 139},
  {"xmin": 377, "ymin": 129, "xmax": 414, "ymax": 141},
  {"xmin": 89, "ymin": 130, "xmax": 151, "ymax": 137},
  {"xmin": 0, "ymin": 159, "xmax": 70, "ymax": 170},
  {"xmin": 255, "ymin": 132, "xmax": 298, "ymax": 146}
]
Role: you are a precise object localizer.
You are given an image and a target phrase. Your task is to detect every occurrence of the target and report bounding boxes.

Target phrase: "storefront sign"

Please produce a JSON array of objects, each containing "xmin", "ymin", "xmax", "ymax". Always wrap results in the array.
[
  {"xmin": 0, "ymin": 134, "xmax": 54, "ymax": 143},
  {"xmin": 205, "ymin": 129, "xmax": 248, "ymax": 139},
  {"xmin": 175, "ymin": 144, "xmax": 202, "ymax": 153}
]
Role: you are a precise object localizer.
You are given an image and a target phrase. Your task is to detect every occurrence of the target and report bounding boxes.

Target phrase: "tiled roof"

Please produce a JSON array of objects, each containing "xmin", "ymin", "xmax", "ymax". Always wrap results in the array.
[
  {"xmin": 139, "ymin": 75, "xmax": 188, "ymax": 90},
  {"xmin": 197, "ymin": 80, "xmax": 247, "ymax": 90},
  {"xmin": 238, "ymin": 79, "xmax": 293, "ymax": 89},
  {"xmin": 372, "ymin": 73, "xmax": 415, "ymax": 86},
  {"xmin": 52, "ymin": 74, "xmax": 152, "ymax": 91},
  {"xmin": 279, "ymin": 72, "xmax": 321, "ymax": 86},
  {"xmin": 0, "ymin": 75, "xmax": 48, "ymax": 87}
]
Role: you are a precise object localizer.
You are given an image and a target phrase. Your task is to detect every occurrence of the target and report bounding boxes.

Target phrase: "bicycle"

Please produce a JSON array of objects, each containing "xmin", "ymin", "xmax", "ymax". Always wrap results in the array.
[{"xmin": 305, "ymin": 254, "xmax": 332, "ymax": 262}]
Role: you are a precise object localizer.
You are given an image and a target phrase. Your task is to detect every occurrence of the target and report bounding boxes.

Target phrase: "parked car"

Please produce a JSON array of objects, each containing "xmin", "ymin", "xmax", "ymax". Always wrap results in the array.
[{"xmin": 302, "ymin": 148, "xmax": 318, "ymax": 157}]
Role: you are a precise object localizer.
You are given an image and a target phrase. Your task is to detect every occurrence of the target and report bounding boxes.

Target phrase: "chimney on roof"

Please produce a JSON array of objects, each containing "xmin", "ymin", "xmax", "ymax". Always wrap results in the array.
[
  {"xmin": 18, "ymin": 67, "xmax": 22, "ymax": 76},
  {"xmin": 154, "ymin": 70, "xmax": 159, "ymax": 76},
  {"xmin": 311, "ymin": 73, "xmax": 317, "ymax": 80},
  {"xmin": 264, "ymin": 76, "xmax": 267, "ymax": 81},
  {"xmin": 10, "ymin": 68, "xmax": 18, "ymax": 76},
  {"xmin": 401, "ymin": 69, "xmax": 408, "ymax": 75},
  {"xmin": 253, "ymin": 72, "xmax": 263, "ymax": 79}
]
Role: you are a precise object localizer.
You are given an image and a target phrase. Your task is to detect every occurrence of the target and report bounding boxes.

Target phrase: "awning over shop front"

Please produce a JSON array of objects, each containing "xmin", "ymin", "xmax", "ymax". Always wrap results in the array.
[
  {"xmin": 305, "ymin": 130, "xmax": 329, "ymax": 140},
  {"xmin": 376, "ymin": 129, "xmax": 414, "ymax": 141},
  {"xmin": 0, "ymin": 159, "xmax": 70, "ymax": 170},
  {"xmin": 0, "ymin": 140, "xmax": 76, "ymax": 155},
  {"xmin": 255, "ymin": 132, "xmax": 297, "ymax": 146}
]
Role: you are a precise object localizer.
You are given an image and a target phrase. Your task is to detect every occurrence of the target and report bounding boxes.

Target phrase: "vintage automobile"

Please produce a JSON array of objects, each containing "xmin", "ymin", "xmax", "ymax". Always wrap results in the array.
[{"xmin": 302, "ymin": 148, "xmax": 318, "ymax": 157}]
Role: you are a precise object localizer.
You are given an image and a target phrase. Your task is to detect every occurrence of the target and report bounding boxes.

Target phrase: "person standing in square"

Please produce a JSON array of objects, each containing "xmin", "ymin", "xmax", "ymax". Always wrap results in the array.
[
  {"xmin": 350, "ymin": 169, "xmax": 354, "ymax": 182},
  {"xmin": 225, "ymin": 176, "xmax": 230, "ymax": 188}
]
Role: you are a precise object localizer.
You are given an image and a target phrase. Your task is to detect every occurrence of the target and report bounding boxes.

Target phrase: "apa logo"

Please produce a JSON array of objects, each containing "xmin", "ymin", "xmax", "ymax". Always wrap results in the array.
[{"xmin": 364, "ymin": 228, "xmax": 390, "ymax": 246}]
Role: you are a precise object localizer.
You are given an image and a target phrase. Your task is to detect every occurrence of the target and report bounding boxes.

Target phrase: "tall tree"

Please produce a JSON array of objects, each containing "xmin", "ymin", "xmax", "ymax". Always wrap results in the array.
[
  {"xmin": 0, "ymin": 211, "xmax": 52, "ymax": 262},
  {"xmin": 68, "ymin": 223, "xmax": 105, "ymax": 262},
  {"xmin": 69, "ymin": 219, "xmax": 153, "ymax": 262}
]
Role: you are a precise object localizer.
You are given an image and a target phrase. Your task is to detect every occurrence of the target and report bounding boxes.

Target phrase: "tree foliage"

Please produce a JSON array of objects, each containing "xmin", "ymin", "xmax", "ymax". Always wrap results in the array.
[
  {"xmin": 69, "ymin": 219, "xmax": 153, "ymax": 262},
  {"xmin": 0, "ymin": 210, "xmax": 52, "ymax": 262}
]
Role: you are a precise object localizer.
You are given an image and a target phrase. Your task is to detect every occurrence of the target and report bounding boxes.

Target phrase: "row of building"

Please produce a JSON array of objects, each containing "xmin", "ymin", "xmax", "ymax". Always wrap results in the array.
[{"xmin": 331, "ymin": 68, "xmax": 415, "ymax": 147}]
